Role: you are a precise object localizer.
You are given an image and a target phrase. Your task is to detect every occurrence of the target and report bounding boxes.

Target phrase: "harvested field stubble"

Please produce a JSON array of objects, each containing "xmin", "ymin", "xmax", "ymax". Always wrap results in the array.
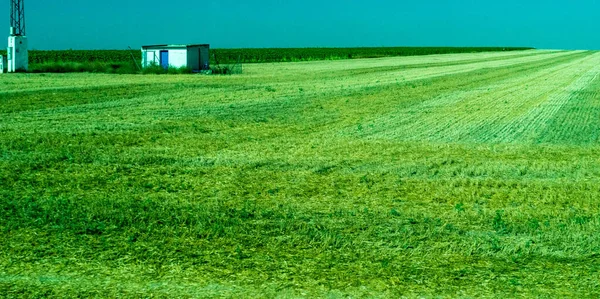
[{"xmin": 1, "ymin": 50, "xmax": 600, "ymax": 297}]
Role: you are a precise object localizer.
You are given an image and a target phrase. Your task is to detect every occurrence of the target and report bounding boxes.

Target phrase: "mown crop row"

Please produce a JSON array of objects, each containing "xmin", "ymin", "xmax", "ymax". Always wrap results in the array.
[{"xmin": 0, "ymin": 47, "xmax": 533, "ymax": 65}]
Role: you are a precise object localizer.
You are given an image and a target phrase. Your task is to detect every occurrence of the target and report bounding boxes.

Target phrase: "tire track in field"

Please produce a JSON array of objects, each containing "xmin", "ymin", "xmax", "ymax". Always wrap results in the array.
[
  {"xmin": 321, "ymin": 51, "xmax": 578, "ymax": 93},
  {"xmin": 10, "ymin": 51, "xmax": 570, "ymax": 119},
  {"xmin": 540, "ymin": 90, "xmax": 600, "ymax": 144},
  {"xmin": 0, "ymin": 51, "xmax": 583, "ymax": 139},
  {"xmin": 483, "ymin": 52, "xmax": 600, "ymax": 143},
  {"xmin": 534, "ymin": 61, "xmax": 600, "ymax": 145},
  {"xmin": 95, "ymin": 51, "xmax": 578, "ymax": 133},
  {"xmin": 441, "ymin": 52, "xmax": 600, "ymax": 143},
  {"xmin": 239, "ymin": 51, "xmax": 574, "ymax": 106},
  {"xmin": 245, "ymin": 50, "xmax": 548, "ymax": 75},
  {"xmin": 277, "ymin": 50, "xmax": 563, "ymax": 80},
  {"xmin": 305, "ymin": 51, "xmax": 583, "ymax": 120},
  {"xmin": 332, "ymin": 51, "xmax": 593, "ymax": 141},
  {"xmin": 389, "ymin": 52, "xmax": 596, "ymax": 142},
  {"xmin": 337, "ymin": 51, "xmax": 558, "ymax": 76}
]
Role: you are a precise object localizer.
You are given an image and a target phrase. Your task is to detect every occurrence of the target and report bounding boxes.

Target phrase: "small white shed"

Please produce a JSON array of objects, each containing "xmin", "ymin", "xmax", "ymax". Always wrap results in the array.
[{"xmin": 141, "ymin": 44, "xmax": 210, "ymax": 71}]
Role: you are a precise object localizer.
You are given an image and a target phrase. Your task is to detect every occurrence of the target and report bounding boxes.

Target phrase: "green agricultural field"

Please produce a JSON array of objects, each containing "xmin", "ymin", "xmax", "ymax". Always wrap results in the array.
[
  {"xmin": 1, "ymin": 49, "xmax": 600, "ymax": 297},
  {"xmin": 0, "ymin": 47, "xmax": 532, "ymax": 73}
]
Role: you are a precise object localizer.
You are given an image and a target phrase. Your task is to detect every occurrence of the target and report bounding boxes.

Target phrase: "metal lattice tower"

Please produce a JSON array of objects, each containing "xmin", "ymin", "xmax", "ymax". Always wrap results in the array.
[
  {"xmin": 10, "ymin": 0, "xmax": 25, "ymax": 36},
  {"xmin": 5, "ymin": 0, "xmax": 28, "ymax": 72}
]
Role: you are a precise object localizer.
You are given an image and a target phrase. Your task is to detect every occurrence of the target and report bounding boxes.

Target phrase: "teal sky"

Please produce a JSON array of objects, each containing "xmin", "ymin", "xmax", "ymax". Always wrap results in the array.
[{"xmin": 2, "ymin": 0, "xmax": 599, "ymax": 50}]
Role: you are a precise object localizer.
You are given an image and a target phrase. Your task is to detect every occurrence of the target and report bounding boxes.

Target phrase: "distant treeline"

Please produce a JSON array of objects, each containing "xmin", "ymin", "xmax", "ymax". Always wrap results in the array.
[{"xmin": 0, "ymin": 47, "xmax": 534, "ymax": 65}]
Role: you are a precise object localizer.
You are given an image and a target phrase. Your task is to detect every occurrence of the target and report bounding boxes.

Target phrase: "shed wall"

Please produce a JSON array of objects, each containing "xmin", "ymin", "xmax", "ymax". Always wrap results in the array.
[
  {"xmin": 200, "ymin": 46, "xmax": 210, "ymax": 70},
  {"xmin": 187, "ymin": 48, "xmax": 200, "ymax": 71},
  {"xmin": 168, "ymin": 50, "xmax": 187, "ymax": 68}
]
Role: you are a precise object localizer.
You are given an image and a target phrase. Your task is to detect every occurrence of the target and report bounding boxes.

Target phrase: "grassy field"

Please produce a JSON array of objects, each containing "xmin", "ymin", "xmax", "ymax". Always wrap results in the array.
[{"xmin": 1, "ymin": 49, "xmax": 600, "ymax": 297}]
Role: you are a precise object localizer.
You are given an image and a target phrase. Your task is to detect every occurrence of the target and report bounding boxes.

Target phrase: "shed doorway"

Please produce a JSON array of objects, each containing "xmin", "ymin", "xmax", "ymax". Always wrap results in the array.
[{"xmin": 160, "ymin": 51, "xmax": 169, "ymax": 69}]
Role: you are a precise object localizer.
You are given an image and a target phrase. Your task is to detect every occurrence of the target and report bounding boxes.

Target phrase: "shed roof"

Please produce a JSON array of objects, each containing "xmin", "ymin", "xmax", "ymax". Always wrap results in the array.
[{"xmin": 141, "ymin": 44, "xmax": 209, "ymax": 50}]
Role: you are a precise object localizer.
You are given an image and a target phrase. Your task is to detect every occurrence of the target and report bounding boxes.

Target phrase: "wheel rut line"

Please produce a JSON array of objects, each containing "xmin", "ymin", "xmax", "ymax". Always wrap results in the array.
[
  {"xmin": 485, "ymin": 52, "xmax": 600, "ymax": 143},
  {"xmin": 336, "ymin": 50, "xmax": 563, "ymax": 77},
  {"xmin": 423, "ymin": 52, "xmax": 598, "ymax": 142},
  {"xmin": 342, "ymin": 51, "xmax": 594, "ymax": 141}
]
